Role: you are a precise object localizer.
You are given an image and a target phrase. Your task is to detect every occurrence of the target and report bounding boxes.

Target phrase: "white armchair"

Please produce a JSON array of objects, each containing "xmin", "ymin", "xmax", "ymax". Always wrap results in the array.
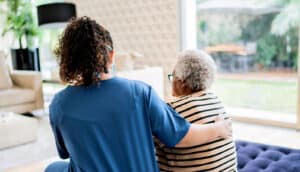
[{"xmin": 0, "ymin": 70, "xmax": 44, "ymax": 113}]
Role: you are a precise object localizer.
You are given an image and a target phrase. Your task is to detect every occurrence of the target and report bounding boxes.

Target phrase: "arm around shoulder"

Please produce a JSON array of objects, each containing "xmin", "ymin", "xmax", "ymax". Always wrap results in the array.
[{"xmin": 175, "ymin": 120, "xmax": 232, "ymax": 147}]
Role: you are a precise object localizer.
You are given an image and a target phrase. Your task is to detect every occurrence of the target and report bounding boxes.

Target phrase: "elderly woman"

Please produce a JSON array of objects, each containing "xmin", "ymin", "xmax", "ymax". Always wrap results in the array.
[
  {"xmin": 155, "ymin": 50, "xmax": 237, "ymax": 172},
  {"xmin": 45, "ymin": 17, "xmax": 231, "ymax": 172}
]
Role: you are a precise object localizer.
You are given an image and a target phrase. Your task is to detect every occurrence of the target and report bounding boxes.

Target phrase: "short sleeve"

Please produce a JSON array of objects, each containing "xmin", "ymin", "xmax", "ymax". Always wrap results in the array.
[
  {"xmin": 146, "ymin": 87, "xmax": 190, "ymax": 147},
  {"xmin": 49, "ymin": 96, "xmax": 69, "ymax": 159}
]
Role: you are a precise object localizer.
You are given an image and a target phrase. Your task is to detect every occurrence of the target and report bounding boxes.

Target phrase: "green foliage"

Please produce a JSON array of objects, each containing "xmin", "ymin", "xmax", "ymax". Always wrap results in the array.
[
  {"xmin": 0, "ymin": 0, "xmax": 39, "ymax": 48},
  {"xmin": 270, "ymin": 0, "xmax": 300, "ymax": 36},
  {"xmin": 197, "ymin": 18, "xmax": 241, "ymax": 46},
  {"xmin": 196, "ymin": 0, "xmax": 299, "ymax": 70},
  {"xmin": 240, "ymin": 8, "xmax": 298, "ymax": 69},
  {"xmin": 256, "ymin": 30, "xmax": 298, "ymax": 69},
  {"xmin": 286, "ymin": 28, "xmax": 299, "ymax": 70},
  {"xmin": 199, "ymin": 20, "xmax": 207, "ymax": 33},
  {"xmin": 260, "ymin": 0, "xmax": 300, "ymax": 70},
  {"xmin": 241, "ymin": 14, "xmax": 275, "ymax": 41},
  {"xmin": 256, "ymin": 34, "xmax": 277, "ymax": 67},
  {"xmin": 35, "ymin": 0, "xmax": 63, "ymax": 5}
]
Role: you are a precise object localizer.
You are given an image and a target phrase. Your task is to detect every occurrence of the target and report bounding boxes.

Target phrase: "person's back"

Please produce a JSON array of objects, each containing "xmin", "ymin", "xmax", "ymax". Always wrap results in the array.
[
  {"xmin": 156, "ymin": 91, "xmax": 237, "ymax": 171},
  {"xmin": 155, "ymin": 50, "xmax": 237, "ymax": 171},
  {"xmin": 50, "ymin": 77, "xmax": 168, "ymax": 171}
]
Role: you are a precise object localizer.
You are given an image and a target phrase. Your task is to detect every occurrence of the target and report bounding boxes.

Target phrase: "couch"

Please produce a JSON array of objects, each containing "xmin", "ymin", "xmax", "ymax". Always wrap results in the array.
[
  {"xmin": 0, "ymin": 51, "xmax": 44, "ymax": 113},
  {"xmin": 236, "ymin": 140, "xmax": 300, "ymax": 172}
]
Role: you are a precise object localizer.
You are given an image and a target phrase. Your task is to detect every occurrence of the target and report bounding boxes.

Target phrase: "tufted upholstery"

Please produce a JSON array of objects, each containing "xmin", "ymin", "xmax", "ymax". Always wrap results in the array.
[{"xmin": 236, "ymin": 140, "xmax": 300, "ymax": 172}]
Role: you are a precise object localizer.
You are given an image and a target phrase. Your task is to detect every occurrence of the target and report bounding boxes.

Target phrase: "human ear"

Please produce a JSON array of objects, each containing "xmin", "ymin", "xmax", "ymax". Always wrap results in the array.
[
  {"xmin": 108, "ymin": 51, "xmax": 114, "ymax": 64},
  {"xmin": 179, "ymin": 80, "xmax": 187, "ymax": 90}
]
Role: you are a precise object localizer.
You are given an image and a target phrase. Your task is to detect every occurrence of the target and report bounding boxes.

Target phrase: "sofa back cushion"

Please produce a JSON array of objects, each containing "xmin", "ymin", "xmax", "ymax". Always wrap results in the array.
[{"xmin": 0, "ymin": 51, "xmax": 13, "ymax": 89}]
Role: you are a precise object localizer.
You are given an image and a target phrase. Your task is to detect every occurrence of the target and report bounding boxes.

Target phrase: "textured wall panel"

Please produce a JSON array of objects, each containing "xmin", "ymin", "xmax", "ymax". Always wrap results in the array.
[{"xmin": 66, "ymin": 0, "xmax": 181, "ymax": 97}]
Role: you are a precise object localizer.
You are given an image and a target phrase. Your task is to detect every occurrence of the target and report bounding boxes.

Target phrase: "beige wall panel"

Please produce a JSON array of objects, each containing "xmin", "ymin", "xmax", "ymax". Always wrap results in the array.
[{"xmin": 67, "ymin": 0, "xmax": 181, "ymax": 97}]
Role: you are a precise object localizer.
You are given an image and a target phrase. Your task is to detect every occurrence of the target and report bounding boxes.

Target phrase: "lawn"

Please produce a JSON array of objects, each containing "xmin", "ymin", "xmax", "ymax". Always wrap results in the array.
[{"xmin": 213, "ymin": 78, "xmax": 298, "ymax": 114}]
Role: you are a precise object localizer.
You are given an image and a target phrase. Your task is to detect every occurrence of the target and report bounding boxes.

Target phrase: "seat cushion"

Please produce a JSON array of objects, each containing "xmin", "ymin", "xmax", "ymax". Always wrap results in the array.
[
  {"xmin": 0, "ymin": 51, "xmax": 13, "ymax": 90},
  {"xmin": 236, "ymin": 140, "xmax": 300, "ymax": 172},
  {"xmin": 0, "ymin": 87, "xmax": 35, "ymax": 107}
]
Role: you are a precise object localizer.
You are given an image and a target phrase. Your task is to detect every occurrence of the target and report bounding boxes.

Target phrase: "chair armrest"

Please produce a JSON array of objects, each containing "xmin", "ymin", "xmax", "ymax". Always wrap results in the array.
[
  {"xmin": 10, "ymin": 71, "xmax": 44, "ymax": 109},
  {"xmin": 10, "ymin": 71, "xmax": 42, "ymax": 90}
]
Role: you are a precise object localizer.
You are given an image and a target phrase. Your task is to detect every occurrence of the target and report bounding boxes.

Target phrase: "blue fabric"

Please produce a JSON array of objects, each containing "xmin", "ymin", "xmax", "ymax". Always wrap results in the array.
[
  {"xmin": 49, "ymin": 77, "xmax": 190, "ymax": 172},
  {"xmin": 236, "ymin": 140, "xmax": 300, "ymax": 172},
  {"xmin": 45, "ymin": 161, "xmax": 68, "ymax": 172}
]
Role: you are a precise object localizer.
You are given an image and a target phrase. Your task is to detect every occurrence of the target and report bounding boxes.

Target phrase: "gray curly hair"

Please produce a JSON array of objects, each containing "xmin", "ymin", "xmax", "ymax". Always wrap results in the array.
[{"xmin": 174, "ymin": 50, "xmax": 217, "ymax": 91}]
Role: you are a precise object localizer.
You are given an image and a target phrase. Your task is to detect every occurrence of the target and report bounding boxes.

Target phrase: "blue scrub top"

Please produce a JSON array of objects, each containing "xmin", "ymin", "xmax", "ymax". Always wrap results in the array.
[{"xmin": 49, "ymin": 77, "xmax": 190, "ymax": 172}]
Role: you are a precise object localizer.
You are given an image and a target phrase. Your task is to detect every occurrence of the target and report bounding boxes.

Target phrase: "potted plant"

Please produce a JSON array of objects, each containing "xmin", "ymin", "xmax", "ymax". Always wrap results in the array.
[{"xmin": 0, "ymin": 0, "xmax": 40, "ymax": 71}]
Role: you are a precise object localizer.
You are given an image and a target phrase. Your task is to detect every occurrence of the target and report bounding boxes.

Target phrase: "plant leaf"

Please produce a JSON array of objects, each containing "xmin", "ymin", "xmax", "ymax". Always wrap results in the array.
[{"xmin": 271, "ymin": 0, "xmax": 300, "ymax": 35}]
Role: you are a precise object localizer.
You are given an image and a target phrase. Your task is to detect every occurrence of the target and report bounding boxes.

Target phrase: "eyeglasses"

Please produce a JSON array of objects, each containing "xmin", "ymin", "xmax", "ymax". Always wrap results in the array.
[{"xmin": 167, "ymin": 74, "xmax": 174, "ymax": 81}]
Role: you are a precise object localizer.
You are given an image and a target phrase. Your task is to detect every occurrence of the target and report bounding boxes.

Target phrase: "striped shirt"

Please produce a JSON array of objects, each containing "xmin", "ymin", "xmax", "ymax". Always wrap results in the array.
[{"xmin": 155, "ymin": 91, "xmax": 237, "ymax": 172}]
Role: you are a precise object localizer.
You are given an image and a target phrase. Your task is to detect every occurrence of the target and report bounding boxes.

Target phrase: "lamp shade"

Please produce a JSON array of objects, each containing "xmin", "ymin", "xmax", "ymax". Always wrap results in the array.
[{"xmin": 37, "ymin": 2, "xmax": 76, "ymax": 28}]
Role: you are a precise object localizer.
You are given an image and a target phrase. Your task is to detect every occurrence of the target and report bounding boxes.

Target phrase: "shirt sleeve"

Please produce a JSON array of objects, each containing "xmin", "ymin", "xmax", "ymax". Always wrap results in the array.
[
  {"xmin": 49, "ymin": 97, "xmax": 70, "ymax": 159},
  {"xmin": 146, "ymin": 87, "xmax": 191, "ymax": 147}
]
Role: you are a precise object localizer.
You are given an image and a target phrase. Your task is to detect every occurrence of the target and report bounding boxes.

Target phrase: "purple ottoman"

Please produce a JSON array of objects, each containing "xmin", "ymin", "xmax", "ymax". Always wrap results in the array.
[{"xmin": 236, "ymin": 140, "xmax": 300, "ymax": 172}]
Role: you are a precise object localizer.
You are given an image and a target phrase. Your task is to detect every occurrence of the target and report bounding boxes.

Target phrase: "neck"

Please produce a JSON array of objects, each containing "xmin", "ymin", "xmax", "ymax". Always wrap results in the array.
[
  {"xmin": 101, "ymin": 72, "xmax": 113, "ymax": 80},
  {"xmin": 189, "ymin": 90, "xmax": 207, "ymax": 96}
]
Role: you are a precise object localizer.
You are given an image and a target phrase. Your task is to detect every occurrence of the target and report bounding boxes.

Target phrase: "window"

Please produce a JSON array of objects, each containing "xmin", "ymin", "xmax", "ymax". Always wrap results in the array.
[{"xmin": 182, "ymin": 0, "xmax": 300, "ymax": 128}]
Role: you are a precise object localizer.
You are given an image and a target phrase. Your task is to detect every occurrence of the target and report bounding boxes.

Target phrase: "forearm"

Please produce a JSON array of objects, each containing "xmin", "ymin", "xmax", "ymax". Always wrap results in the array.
[{"xmin": 175, "ymin": 123, "xmax": 221, "ymax": 147}]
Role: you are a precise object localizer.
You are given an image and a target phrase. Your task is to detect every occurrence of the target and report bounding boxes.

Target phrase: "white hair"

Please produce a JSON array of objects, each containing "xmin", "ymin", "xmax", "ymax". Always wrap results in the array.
[{"xmin": 174, "ymin": 50, "xmax": 217, "ymax": 91}]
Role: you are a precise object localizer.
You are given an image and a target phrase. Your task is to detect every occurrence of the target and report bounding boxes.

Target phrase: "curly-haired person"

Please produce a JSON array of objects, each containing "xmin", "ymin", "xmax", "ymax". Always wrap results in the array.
[{"xmin": 45, "ymin": 17, "xmax": 231, "ymax": 172}]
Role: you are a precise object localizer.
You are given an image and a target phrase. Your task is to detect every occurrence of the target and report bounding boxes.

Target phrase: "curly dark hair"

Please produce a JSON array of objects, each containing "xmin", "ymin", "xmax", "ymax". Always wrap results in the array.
[{"xmin": 55, "ymin": 16, "xmax": 113, "ymax": 86}]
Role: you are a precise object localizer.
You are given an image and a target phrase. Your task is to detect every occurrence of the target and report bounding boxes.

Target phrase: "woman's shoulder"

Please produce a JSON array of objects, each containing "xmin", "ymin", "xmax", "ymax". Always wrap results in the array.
[
  {"xmin": 49, "ymin": 87, "xmax": 70, "ymax": 114},
  {"xmin": 167, "ymin": 91, "xmax": 219, "ymax": 107},
  {"xmin": 110, "ymin": 77, "xmax": 150, "ymax": 88},
  {"xmin": 118, "ymin": 77, "xmax": 151, "ymax": 91},
  {"xmin": 167, "ymin": 95, "xmax": 190, "ymax": 106}
]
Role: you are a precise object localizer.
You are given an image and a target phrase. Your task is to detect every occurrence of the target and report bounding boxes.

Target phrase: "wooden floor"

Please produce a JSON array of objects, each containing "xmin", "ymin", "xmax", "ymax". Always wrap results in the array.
[
  {"xmin": 5, "ymin": 158, "xmax": 59, "ymax": 172},
  {"xmin": 5, "ymin": 120, "xmax": 300, "ymax": 172}
]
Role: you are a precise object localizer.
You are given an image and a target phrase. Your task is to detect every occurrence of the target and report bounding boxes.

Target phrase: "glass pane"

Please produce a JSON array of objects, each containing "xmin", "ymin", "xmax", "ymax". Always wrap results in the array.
[
  {"xmin": 196, "ymin": 0, "xmax": 299, "ymax": 122},
  {"xmin": 39, "ymin": 29, "xmax": 62, "ymax": 81}
]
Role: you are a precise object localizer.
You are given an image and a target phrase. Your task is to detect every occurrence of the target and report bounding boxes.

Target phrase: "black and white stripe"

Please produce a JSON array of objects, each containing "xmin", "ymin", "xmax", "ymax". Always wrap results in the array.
[{"xmin": 155, "ymin": 92, "xmax": 237, "ymax": 172}]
